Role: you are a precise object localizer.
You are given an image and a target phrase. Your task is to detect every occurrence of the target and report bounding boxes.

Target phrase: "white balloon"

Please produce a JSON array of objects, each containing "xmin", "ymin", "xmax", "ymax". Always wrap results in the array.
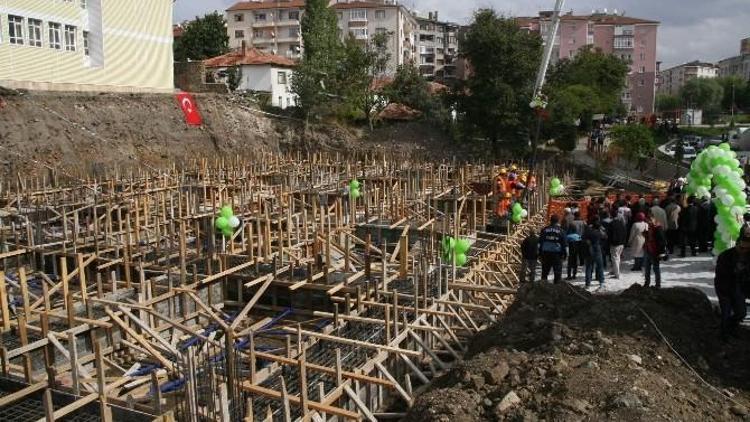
[
  {"xmin": 520, "ymin": 209, "xmax": 528, "ymax": 218},
  {"xmin": 721, "ymin": 195, "xmax": 734, "ymax": 206},
  {"xmin": 229, "ymin": 216, "xmax": 241, "ymax": 228}
]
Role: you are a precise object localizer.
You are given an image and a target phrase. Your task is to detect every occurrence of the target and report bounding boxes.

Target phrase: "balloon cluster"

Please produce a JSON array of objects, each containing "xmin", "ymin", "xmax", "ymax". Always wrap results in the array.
[
  {"xmin": 529, "ymin": 94, "xmax": 548, "ymax": 110},
  {"xmin": 510, "ymin": 202, "xmax": 528, "ymax": 223},
  {"xmin": 349, "ymin": 179, "xmax": 362, "ymax": 200},
  {"xmin": 549, "ymin": 177, "xmax": 565, "ymax": 197},
  {"xmin": 214, "ymin": 205, "xmax": 241, "ymax": 238},
  {"xmin": 442, "ymin": 236, "xmax": 470, "ymax": 267},
  {"xmin": 686, "ymin": 143, "xmax": 746, "ymax": 254}
]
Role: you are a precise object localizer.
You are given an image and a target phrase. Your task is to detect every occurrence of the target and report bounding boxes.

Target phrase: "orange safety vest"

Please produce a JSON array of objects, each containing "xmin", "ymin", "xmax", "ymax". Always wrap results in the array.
[{"xmin": 496, "ymin": 197, "xmax": 510, "ymax": 217}]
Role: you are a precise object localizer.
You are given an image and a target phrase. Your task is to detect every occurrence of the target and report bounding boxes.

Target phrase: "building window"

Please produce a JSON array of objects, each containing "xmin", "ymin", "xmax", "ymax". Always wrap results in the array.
[
  {"xmin": 234, "ymin": 13, "xmax": 244, "ymax": 22},
  {"xmin": 81, "ymin": 0, "xmax": 87, "ymax": 8},
  {"xmin": 375, "ymin": 10, "xmax": 386, "ymax": 19},
  {"xmin": 613, "ymin": 36, "xmax": 634, "ymax": 49},
  {"xmin": 8, "ymin": 15, "xmax": 25, "ymax": 45},
  {"xmin": 278, "ymin": 71, "xmax": 287, "ymax": 84},
  {"xmin": 64, "ymin": 25, "xmax": 77, "ymax": 51},
  {"xmin": 235, "ymin": 30, "xmax": 245, "ymax": 38},
  {"xmin": 350, "ymin": 28, "xmax": 368, "ymax": 38},
  {"xmin": 253, "ymin": 29, "xmax": 263, "ymax": 38},
  {"xmin": 48, "ymin": 22, "xmax": 62, "ymax": 49},
  {"xmin": 639, "ymin": 52, "xmax": 645, "ymax": 60},
  {"xmin": 350, "ymin": 9, "xmax": 367, "ymax": 20},
  {"xmin": 83, "ymin": 31, "xmax": 90, "ymax": 55},
  {"xmin": 639, "ymin": 79, "xmax": 644, "ymax": 86},
  {"xmin": 375, "ymin": 27, "xmax": 386, "ymax": 35},
  {"xmin": 255, "ymin": 13, "xmax": 266, "ymax": 21},
  {"xmin": 639, "ymin": 66, "xmax": 645, "ymax": 73},
  {"xmin": 28, "ymin": 19, "xmax": 43, "ymax": 47},
  {"xmin": 288, "ymin": 27, "xmax": 299, "ymax": 37},
  {"xmin": 289, "ymin": 10, "xmax": 300, "ymax": 20}
]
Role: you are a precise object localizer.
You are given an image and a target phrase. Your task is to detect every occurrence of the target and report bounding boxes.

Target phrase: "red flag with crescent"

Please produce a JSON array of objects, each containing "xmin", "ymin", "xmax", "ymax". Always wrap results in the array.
[{"xmin": 176, "ymin": 92, "xmax": 202, "ymax": 126}]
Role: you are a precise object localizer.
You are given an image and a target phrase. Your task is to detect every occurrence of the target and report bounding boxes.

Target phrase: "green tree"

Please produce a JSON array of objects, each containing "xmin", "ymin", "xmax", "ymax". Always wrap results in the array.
[
  {"xmin": 679, "ymin": 78, "xmax": 723, "ymax": 123},
  {"xmin": 545, "ymin": 84, "xmax": 599, "ymax": 151},
  {"xmin": 336, "ymin": 32, "xmax": 391, "ymax": 130},
  {"xmin": 455, "ymin": 10, "xmax": 542, "ymax": 152},
  {"xmin": 717, "ymin": 76, "xmax": 748, "ymax": 113},
  {"xmin": 610, "ymin": 124, "xmax": 655, "ymax": 160},
  {"xmin": 546, "ymin": 46, "xmax": 629, "ymax": 117},
  {"xmin": 174, "ymin": 13, "xmax": 229, "ymax": 62},
  {"xmin": 387, "ymin": 64, "xmax": 433, "ymax": 112},
  {"xmin": 655, "ymin": 94, "xmax": 681, "ymax": 113},
  {"xmin": 291, "ymin": 0, "xmax": 342, "ymax": 123},
  {"xmin": 226, "ymin": 66, "xmax": 242, "ymax": 91}
]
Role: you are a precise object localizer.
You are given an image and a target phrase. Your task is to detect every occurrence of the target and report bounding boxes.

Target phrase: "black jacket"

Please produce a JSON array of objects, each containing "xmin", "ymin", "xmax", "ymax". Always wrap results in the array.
[
  {"xmin": 715, "ymin": 247, "xmax": 750, "ymax": 297},
  {"xmin": 679, "ymin": 204, "xmax": 699, "ymax": 233},
  {"xmin": 521, "ymin": 234, "xmax": 539, "ymax": 260},
  {"xmin": 607, "ymin": 218, "xmax": 628, "ymax": 246},
  {"xmin": 539, "ymin": 224, "xmax": 567, "ymax": 255}
]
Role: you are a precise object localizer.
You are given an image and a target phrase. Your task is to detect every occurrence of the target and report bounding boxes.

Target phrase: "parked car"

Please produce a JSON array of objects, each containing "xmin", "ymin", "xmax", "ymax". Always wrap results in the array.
[{"xmin": 683, "ymin": 146, "xmax": 697, "ymax": 160}]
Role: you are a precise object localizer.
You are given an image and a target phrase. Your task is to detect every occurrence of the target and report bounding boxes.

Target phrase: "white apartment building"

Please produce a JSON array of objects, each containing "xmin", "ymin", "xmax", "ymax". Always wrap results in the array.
[
  {"xmin": 333, "ymin": 1, "xmax": 416, "ymax": 73},
  {"xmin": 0, "ymin": 0, "xmax": 174, "ymax": 92},
  {"xmin": 658, "ymin": 61, "xmax": 718, "ymax": 96},
  {"xmin": 415, "ymin": 11, "xmax": 459, "ymax": 82},
  {"xmin": 226, "ymin": 0, "xmax": 417, "ymax": 74},
  {"xmin": 718, "ymin": 38, "xmax": 750, "ymax": 82}
]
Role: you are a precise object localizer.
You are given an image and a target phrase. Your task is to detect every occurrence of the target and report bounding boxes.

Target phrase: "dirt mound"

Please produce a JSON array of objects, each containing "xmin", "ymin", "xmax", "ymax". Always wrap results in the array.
[{"xmin": 406, "ymin": 283, "xmax": 750, "ymax": 421}]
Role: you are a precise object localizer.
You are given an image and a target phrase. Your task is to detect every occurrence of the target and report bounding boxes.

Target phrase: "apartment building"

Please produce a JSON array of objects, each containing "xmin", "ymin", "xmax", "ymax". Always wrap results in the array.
[
  {"xmin": 718, "ymin": 38, "xmax": 750, "ymax": 81},
  {"xmin": 517, "ymin": 10, "xmax": 659, "ymax": 115},
  {"xmin": 0, "ymin": 0, "xmax": 174, "ymax": 92},
  {"xmin": 226, "ymin": 0, "xmax": 305, "ymax": 60},
  {"xmin": 414, "ymin": 12, "xmax": 459, "ymax": 82},
  {"xmin": 333, "ymin": 1, "xmax": 417, "ymax": 73},
  {"xmin": 226, "ymin": 0, "xmax": 417, "ymax": 74},
  {"xmin": 657, "ymin": 61, "xmax": 718, "ymax": 96}
]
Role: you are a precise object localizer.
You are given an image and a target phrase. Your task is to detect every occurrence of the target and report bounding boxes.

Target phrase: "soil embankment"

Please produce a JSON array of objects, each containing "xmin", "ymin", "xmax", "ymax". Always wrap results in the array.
[{"xmin": 406, "ymin": 283, "xmax": 750, "ymax": 421}]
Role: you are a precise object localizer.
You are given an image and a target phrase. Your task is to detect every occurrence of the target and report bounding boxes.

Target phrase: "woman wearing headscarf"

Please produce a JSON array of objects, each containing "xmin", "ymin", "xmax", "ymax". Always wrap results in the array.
[{"xmin": 628, "ymin": 212, "xmax": 649, "ymax": 271}]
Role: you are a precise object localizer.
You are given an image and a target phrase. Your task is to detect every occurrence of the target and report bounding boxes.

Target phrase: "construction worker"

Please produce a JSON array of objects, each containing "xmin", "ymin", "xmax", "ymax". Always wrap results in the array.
[{"xmin": 496, "ymin": 192, "xmax": 512, "ymax": 218}]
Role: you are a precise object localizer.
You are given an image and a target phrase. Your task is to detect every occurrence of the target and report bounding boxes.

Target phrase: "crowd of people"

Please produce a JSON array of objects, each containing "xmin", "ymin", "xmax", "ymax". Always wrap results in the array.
[
  {"xmin": 520, "ymin": 192, "xmax": 719, "ymax": 288},
  {"xmin": 519, "ymin": 191, "xmax": 750, "ymax": 342}
]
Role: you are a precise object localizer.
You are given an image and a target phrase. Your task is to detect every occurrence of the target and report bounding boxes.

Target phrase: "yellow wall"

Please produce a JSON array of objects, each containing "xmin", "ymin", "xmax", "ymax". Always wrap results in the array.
[{"xmin": 0, "ymin": 0, "xmax": 174, "ymax": 92}]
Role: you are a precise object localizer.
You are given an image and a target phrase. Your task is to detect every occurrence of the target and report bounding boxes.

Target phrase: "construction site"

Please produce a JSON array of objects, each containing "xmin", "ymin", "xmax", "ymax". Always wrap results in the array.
[{"xmin": 0, "ymin": 151, "xmax": 556, "ymax": 421}]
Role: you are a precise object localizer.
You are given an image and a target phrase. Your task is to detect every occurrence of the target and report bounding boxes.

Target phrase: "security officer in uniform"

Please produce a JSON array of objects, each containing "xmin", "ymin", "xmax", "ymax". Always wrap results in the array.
[{"xmin": 539, "ymin": 215, "xmax": 568, "ymax": 284}]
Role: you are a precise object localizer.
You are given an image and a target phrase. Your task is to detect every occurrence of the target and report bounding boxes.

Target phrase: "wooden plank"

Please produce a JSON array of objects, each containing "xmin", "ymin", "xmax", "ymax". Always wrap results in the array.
[
  {"xmin": 279, "ymin": 327, "xmax": 420, "ymax": 357},
  {"xmin": 239, "ymin": 383, "xmax": 360, "ymax": 420}
]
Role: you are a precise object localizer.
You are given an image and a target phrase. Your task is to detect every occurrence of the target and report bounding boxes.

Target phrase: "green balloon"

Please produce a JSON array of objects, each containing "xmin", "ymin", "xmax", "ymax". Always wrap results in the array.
[
  {"xmin": 220, "ymin": 206, "xmax": 234, "ymax": 218},
  {"xmin": 456, "ymin": 253, "xmax": 467, "ymax": 267},
  {"xmin": 350, "ymin": 179, "xmax": 360, "ymax": 190},
  {"xmin": 550, "ymin": 177, "xmax": 561, "ymax": 188},
  {"xmin": 720, "ymin": 143, "xmax": 731, "ymax": 151},
  {"xmin": 215, "ymin": 216, "xmax": 229, "ymax": 230},
  {"xmin": 351, "ymin": 188, "xmax": 361, "ymax": 199},
  {"xmin": 512, "ymin": 202, "xmax": 523, "ymax": 213},
  {"xmin": 455, "ymin": 238, "xmax": 470, "ymax": 254},
  {"xmin": 511, "ymin": 214, "xmax": 522, "ymax": 223},
  {"xmin": 222, "ymin": 227, "xmax": 234, "ymax": 238}
]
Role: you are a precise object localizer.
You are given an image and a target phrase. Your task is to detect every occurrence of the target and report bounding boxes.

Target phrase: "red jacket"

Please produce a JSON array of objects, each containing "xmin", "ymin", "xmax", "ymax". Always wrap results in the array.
[{"xmin": 644, "ymin": 223, "xmax": 666, "ymax": 256}]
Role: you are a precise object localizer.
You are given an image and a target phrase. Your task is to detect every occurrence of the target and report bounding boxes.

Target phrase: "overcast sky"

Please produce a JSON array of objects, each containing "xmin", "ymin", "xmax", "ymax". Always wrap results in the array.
[{"xmin": 175, "ymin": 0, "xmax": 749, "ymax": 68}]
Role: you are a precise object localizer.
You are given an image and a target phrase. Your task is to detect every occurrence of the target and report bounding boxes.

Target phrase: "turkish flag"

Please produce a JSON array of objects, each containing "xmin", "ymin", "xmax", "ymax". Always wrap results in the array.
[{"xmin": 176, "ymin": 92, "xmax": 203, "ymax": 126}]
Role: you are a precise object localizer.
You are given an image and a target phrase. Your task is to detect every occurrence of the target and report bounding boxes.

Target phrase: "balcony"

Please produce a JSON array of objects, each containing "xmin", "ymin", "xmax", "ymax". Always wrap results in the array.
[
  {"xmin": 275, "ymin": 19, "xmax": 300, "ymax": 27},
  {"xmin": 253, "ymin": 21, "xmax": 276, "ymax": 28},
  {"xmin": 252, "ymin": 38, "xmax": 276, "ymax": 45}
]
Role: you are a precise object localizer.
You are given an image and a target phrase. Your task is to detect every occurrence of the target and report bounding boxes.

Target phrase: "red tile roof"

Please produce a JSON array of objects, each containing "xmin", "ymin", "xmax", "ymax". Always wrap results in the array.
[
  {"xmin": 333, "ymin": 1, "xmax": 398, "ymax": 9},
  {"xmin": 515, "ymin": 13, "xmax": 659, "ymax": 26},
  {"xmin": 204, "ymin": 48, "xmax": 296, "ymax": 68},
  {"xmin": 227, "ymin": 0, "xmax": 305, "ymax": 11}
]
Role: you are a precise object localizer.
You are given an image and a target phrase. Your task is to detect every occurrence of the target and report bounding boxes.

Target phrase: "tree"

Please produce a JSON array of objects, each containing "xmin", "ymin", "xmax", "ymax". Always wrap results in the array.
[
  {"xmin": 226, "ymin": 66, "xmax": 242, "ymax": 91},
  {"xmin": 174, "ymin": 13, "xmax": 229, "ymax": 62},
  {"xmin": 336, "ymin": 32, "xmax": 391, "ymax": 130},
  {"xmin": 717, "ymin": 76, "xmax": 748, "ymax": 113},
  {"xmin": 455, "ymin": 10, "xmax": 542, "ymax": 152},
  {"xmin": 546, "ymin": 46, "xmax": 629, "ymax": 116},
  {"xmin": 679, "ymin": 78, "xmax": 723, "ymax": 123},
  {"xmin": 291, "ymin": 0, "xmax": 342, "ymax": 123},
  {"xmin": 542, "ymin": 47, "xmax": 628, "ymax": 151},
  {"xmin": 610, "ymin": 124, "xmax": 655, "ymax": 160},
  {"xmin": 387, "ymin": 65, "xmax": 433, "ymax": 112},
  {"xmin": 655, "ymin": 94, "xmax": 681, "ymax": 113}
]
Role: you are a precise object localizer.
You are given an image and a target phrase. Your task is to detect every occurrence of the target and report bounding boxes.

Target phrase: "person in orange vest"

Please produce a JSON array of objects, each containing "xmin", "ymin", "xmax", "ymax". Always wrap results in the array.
[{"xmin": 496, "ymin": 192, "xmax": 512, "ymax": 217}]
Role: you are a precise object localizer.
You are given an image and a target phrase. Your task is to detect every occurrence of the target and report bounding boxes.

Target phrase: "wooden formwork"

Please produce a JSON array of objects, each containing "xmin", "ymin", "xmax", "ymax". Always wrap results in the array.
[{"xmin": 0, "ymin": 152, "xmax": 549, "ymax": 421}]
